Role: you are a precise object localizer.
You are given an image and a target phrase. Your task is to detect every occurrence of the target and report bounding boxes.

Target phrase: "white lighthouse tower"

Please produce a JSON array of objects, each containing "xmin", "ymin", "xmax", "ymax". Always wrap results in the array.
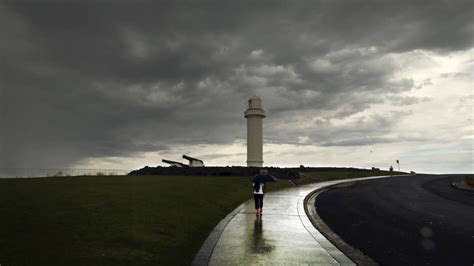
[{"xmin": 245, "ymin": 96, "xmax": 266, "ymax": 167}]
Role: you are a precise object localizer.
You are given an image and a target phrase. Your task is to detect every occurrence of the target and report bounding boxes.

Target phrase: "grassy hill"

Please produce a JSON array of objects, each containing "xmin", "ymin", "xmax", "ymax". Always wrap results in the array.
[
  {"xmin": 296, "ymin": 168, "xmax": 405, "ymax": 184},
  {"xmin": 0, "ymin": 175, "xmax": 291, "ymax": 265},
  {"xmin": 0, "ymin": 169, "xmax": 404, "ymax": 265}
]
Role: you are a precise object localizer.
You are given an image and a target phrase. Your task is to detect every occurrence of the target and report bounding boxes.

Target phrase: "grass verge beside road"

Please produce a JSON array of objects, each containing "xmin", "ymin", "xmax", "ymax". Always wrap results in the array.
[
  {"xmin": 297, "ymin": 168, "xmax": 405, "ymax": 184},
  {"xmin": 0, "ymin": 175, "xmax": 291, "ymax": 266}
]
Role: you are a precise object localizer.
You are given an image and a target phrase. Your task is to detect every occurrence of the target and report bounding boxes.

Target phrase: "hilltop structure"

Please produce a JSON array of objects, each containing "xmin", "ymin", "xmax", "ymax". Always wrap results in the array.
[
  {"xmin": 162, "ymin": 159, "xmax": 188, "ymax": 167},
  {"xmin": 161, "ymin": 155, "xmax": 204, "ymax": 167},
  {"xmin": 161, "ymin": 96, "xmax": 264, "ymax": 168},
  {"xmin": 183, "ymin": 155, "xmax": 205, "ymax": 167},
  {"xmin": 245, "ymin": 96, "xmax": 266, "ymax": 167}
]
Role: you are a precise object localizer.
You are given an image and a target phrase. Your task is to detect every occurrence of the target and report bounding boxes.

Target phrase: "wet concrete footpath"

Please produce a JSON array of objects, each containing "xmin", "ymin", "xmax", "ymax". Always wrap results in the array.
[{"xmin": 193, "ymin": 176, "xmax": 389, "ymax": 265}]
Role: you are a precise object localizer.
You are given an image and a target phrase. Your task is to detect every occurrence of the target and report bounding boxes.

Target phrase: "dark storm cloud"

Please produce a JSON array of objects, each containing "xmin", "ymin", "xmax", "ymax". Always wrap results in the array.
[
  {"xmin": 265, "ymin": 110, "xmax": 416, "ymax": 147},
  {"xmin": 1, "ymin": 0, "xmax": 473, "ymax": 169}
]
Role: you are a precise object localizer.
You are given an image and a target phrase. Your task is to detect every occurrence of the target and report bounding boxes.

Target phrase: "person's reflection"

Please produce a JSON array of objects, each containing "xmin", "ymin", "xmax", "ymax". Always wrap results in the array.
[{"xmin": 250, "ymin": 216, "xmax": 274, "ymax": 253}]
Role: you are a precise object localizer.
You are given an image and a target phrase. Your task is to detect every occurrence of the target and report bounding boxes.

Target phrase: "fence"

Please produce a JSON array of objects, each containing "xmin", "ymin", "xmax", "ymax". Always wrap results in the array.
[{"xmin": 0, "ymin": 168, "xmax": 131, "ymax": 178}]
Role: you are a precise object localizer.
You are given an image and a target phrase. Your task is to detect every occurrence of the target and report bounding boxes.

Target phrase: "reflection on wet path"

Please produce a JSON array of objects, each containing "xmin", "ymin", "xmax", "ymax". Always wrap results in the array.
[
  {"xmin": 250, "ymin": 216, "xmax": 274, "ymax": 254},
  {"xmin": 208, "ymin": 186, "xmax": 358, "ymax": 265}
]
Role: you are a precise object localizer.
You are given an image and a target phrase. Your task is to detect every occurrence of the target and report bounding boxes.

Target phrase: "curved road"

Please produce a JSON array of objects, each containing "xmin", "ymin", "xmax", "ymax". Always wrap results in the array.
[{"xmin": 315, "ymin": 174, "xmax": 474, "ymax": 266}]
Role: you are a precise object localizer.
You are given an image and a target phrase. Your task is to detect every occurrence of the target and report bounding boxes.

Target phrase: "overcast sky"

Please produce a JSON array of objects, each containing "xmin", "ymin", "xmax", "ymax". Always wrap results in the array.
[{"xmin": 1, "ymin": 0, "xmax": 473, "ymax": 176}]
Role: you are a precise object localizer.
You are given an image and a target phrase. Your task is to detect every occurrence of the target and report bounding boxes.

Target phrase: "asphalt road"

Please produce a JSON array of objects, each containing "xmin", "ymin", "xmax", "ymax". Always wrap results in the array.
[{"xmin": 315, "ymin": 174, "xmax": 474, "ymax": 266}]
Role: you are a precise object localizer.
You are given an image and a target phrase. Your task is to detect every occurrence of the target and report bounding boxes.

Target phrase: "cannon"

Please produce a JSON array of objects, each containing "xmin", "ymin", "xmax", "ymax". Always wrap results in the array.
[
  {"xmin": 182, "ymin": 155, "xmax": 205, "ymax": 167},
  {"xmin": 162, "ymin": 159, "xmax": 189, "ymax": 167}
]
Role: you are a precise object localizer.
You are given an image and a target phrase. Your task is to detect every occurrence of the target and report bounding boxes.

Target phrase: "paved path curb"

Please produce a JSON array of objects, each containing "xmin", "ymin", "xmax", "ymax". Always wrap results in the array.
[
  {"xmin": 193, "ymin": 175, "xmax": 393, "ymax": 265},
  {"xmin": 305, "ymin": 185, "xmax": 378, "ymax": 265},
  {"xmin": 192, "ymin": 202, "xmax": 248, "ymax": 265}
]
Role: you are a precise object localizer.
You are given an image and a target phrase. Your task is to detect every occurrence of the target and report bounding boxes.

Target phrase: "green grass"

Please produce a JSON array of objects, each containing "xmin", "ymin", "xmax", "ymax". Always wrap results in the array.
[
  {"xmin": 300, "ymin": 168, "xmax": 406, "ymax": 182},
  {"xmin": 0, "ymin": 175, "xmax": 292, "ymax": 266}
]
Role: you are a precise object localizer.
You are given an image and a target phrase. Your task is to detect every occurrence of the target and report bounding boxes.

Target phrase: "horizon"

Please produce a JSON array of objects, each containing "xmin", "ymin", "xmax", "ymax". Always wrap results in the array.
[{"xmin": 0, "ymin": 163, "xmax": 466, "ymax": 178}]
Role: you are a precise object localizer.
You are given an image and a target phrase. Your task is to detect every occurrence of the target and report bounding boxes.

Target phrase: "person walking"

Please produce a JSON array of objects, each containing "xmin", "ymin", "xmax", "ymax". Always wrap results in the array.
[
  {"xmin": 253, "ymin": 177, "xmax": 264, "ymax": 216},
  {"xmin": 252, "ymin": 169, "xmax": 277, "ymax": 216}
]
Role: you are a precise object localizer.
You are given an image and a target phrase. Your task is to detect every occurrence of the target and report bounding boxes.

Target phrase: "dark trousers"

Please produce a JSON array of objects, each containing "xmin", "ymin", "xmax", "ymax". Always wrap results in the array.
[{"xmin": 254, "ymin": 194, "xmax": 264, "ymax": 209}]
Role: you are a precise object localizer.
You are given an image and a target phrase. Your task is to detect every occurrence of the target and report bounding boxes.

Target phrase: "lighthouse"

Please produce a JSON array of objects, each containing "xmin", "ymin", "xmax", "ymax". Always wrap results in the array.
[{"xmin": 245, "ymin": 96, "xmax": 266, "ymax": 167}]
